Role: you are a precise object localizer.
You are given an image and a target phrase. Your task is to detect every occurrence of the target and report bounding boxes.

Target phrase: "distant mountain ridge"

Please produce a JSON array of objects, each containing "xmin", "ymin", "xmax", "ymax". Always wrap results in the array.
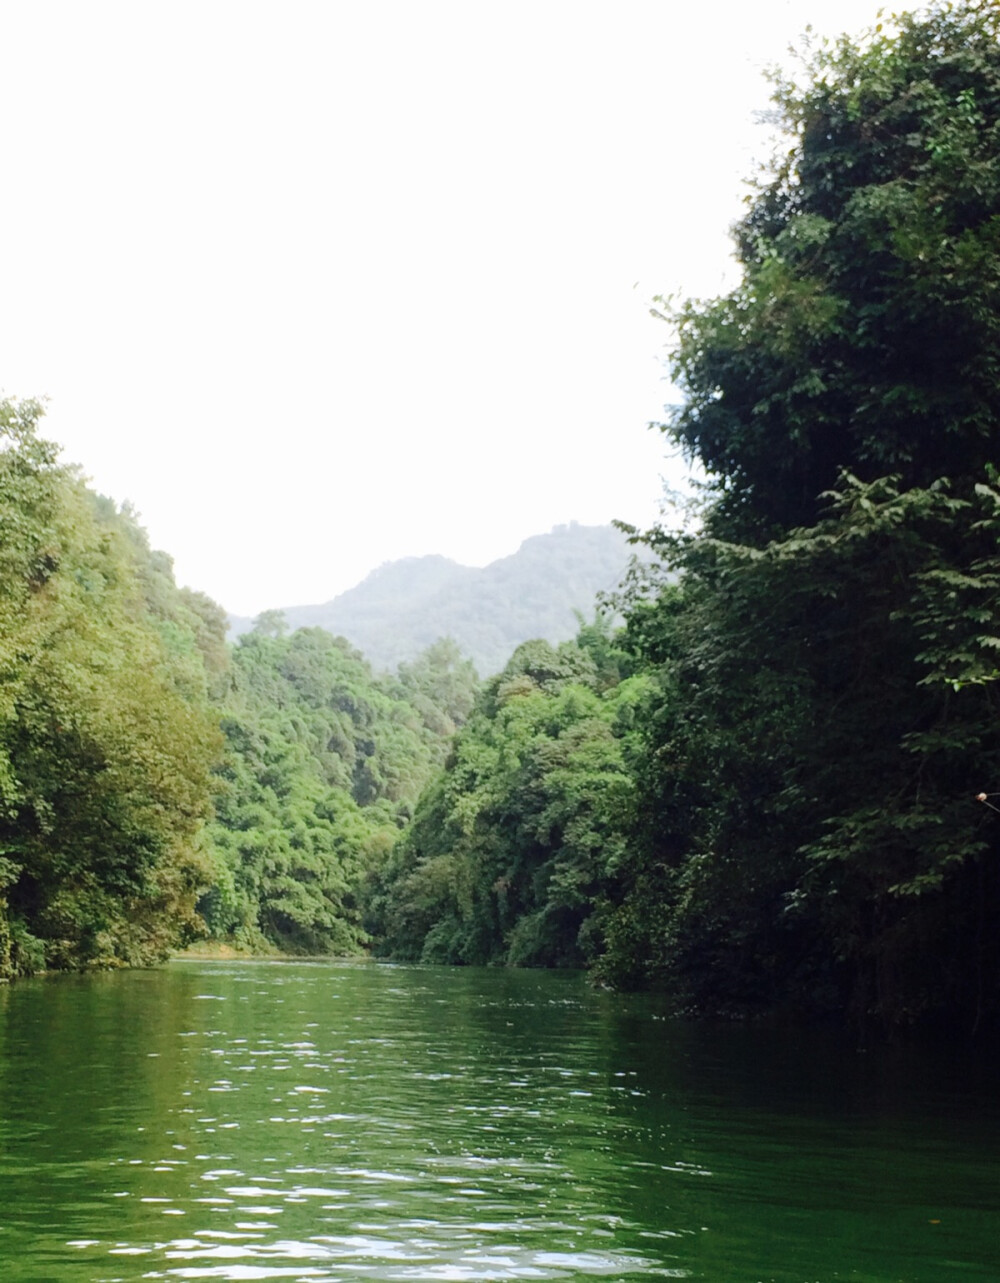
[{"xmin": 229, "ymin": 523, "xmax": 635, "ymax": 674}]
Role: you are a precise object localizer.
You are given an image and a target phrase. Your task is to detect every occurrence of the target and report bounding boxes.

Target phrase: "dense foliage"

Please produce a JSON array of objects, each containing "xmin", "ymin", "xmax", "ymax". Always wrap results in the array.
[
  {"xmin": 369, "ymin": 625, "xmax": 645, "ymax": 967},
  {"xmin": 671, "ymin": 4, "xmax": 1000, "ymax": 541},
  {"xmin": 200, "ymin": 631, "xmax": 476, "ymax": 953},
  {"xmin": 0, "ymin": 399, "xmax": 223, "ymax": 977},
  {"xmin": 597, "ymin": 2, "xmax": 1000, "ymax": 1031}
]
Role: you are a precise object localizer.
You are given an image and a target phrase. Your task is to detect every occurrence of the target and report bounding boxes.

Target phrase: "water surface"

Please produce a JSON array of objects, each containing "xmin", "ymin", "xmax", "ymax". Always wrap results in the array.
[{"xmin": 0, "ymin": 960, "xmax": 996, "ymax": 1280}]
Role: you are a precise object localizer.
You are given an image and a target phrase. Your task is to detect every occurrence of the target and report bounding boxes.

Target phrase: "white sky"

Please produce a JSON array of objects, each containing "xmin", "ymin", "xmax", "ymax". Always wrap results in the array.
[{"xmin": 1, "ymin": 0, "xmax": 884, "ymax": 616}]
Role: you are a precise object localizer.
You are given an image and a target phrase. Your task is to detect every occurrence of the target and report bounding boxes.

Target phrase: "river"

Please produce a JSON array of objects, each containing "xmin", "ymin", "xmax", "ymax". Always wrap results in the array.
[{"xmin": 0, "ymin": 960, "xmax": 996, "ymax": 1281}]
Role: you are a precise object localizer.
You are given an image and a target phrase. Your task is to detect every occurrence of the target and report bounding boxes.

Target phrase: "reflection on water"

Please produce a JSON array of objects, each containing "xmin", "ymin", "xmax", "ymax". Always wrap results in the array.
[{"xmin": 0, "ymin": 961, "xmax": 996, "ymax": 1281}]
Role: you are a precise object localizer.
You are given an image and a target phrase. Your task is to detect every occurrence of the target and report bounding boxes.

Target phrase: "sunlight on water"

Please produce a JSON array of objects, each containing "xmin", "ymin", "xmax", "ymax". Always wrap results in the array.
[{"xmin": 0, "ymin": 961, "xmax": 997, "ymax": 1281}]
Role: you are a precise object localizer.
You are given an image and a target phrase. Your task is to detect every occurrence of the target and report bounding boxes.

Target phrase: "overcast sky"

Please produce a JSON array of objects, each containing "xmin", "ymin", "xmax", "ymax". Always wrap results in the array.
[{"xmin": 2, "ymin": 0, "xmax": 885, "ymax": 616}]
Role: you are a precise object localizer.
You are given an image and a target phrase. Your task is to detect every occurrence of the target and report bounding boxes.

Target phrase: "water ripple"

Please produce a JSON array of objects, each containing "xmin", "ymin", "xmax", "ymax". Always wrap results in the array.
[{"xmin": 1, "ymin": 961, "xmax": 997, "ymax": 1281}]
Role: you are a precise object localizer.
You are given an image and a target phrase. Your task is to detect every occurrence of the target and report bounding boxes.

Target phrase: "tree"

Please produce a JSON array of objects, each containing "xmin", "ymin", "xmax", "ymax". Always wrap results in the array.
[
  {"xmin": 252, "ymin": 608, "xmax": 288, "ymax": 638},
  {"xmin": 669, "ymin": 1, "xmax": 1000, "ymax": 541},
  {"xmin": 607, "ymin": 3, "xmax": 1000, "ymax": 1031}
]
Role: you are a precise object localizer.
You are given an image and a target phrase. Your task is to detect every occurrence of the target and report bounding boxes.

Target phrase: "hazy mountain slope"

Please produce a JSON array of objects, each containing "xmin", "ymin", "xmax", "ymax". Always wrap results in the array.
[{"xmin": 230, "ymin": 524, "xmax": 633, "ymax": 674}]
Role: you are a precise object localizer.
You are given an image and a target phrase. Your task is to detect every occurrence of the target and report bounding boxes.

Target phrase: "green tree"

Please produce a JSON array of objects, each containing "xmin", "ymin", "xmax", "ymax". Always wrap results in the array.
[
  {"xmin": 252, "ymin": 608, "xmax": 288, "ymax": 638},
  {"xmin": 607, "ymin": 2, "xmax": 1000, "ymax": 1031},
  {"xmin": 669, "ymin": 2, "xmax": 1000, "ymax": 541}
]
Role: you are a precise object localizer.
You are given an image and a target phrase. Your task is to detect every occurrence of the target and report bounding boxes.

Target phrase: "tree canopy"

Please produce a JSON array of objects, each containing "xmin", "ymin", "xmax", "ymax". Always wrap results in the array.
[{"xmin": 671, "ymin": 1, "xmax": 1000, "ymax": 541}]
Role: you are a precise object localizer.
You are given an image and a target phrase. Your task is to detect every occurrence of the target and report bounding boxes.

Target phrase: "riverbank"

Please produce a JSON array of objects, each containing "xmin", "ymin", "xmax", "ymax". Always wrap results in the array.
[{"xmin": 170, "ymin": 939, "xmax": 281, "ymax": 961}]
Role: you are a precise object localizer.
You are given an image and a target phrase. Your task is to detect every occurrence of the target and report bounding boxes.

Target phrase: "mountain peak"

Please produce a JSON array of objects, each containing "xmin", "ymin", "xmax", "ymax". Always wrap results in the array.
[{"xmin": 230, "ymin": 524, "xmax": 633, "ymax": 674}]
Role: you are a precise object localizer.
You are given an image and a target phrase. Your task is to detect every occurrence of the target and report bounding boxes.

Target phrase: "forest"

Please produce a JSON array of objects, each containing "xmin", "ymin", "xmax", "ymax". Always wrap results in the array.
[{"xmin": 1, "ymin": 2, "xmax": 998, "ymax": 1034}]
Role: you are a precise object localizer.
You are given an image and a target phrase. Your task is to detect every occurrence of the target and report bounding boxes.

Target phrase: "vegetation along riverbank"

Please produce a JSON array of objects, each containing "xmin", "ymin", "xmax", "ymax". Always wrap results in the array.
[{"xmin": 1, "ymin": 1, "xmax": 998, "ymax": 1036}]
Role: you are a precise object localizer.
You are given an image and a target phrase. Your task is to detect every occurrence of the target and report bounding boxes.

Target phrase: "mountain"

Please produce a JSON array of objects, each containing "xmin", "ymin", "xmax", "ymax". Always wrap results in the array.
[{"xmin": 229, "ymin": 523, "xmax": 635, "ymax": 674}]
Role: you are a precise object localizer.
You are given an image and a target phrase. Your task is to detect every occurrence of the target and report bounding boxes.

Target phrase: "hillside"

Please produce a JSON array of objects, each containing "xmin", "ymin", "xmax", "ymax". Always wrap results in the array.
[{"xmin": 229, "ymin": 523, "xmax": 634, "ymax": 674}]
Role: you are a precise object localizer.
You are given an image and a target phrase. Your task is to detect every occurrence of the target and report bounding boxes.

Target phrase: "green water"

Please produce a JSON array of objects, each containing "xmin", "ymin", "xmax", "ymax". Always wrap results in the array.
[{"xmin": 0, "ymin": 961, "xmax": 996, "ymax": 1281}]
